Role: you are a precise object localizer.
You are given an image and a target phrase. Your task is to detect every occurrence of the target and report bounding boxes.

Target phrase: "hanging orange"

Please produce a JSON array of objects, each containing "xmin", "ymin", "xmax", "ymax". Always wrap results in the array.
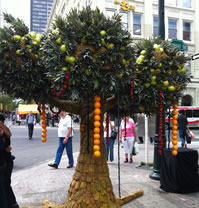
[
  {"xmin": 172, "ymin": 135, "xmax": 177, "ymax": 140},
  {"xmin": 42, "ymin": 133, "xmax": 47, "ymax": 138},
  {"xmin": 94, "ymin": 134, "xmax": 100, "ymax": 140},
  {"xmin": 42, "ymin": 129, "xmax": 47, "ymax": 133},
  {"xmin": 41, "ymin": 111, "xmax": 46, "ymax": 116},
  {"xmin": 41, "ymin": 137, "xmax": 47, "ymax": 142},
  {"xmin": 173, "ymin": 115, "xmax": 178, "ymax": 120},
  {"xmin": 40, "ymin": 115, "xmax": 46, "ymax": 120},
  {"xmin": 42, "ymin": 124, "xmax": 46, "ymax": 128},
  {"xmin": 173, "ymin": 109, "xmax": 178, "ymax": 115},
  {"xmin": 94, "ymin": 151, "xmax": 101, "ymax": 157},
  {"xmin": 94, "ymin": 121, "xmax": 101, "ymax": 127},
  {"xmin": 172, "ymin": 120, "xmax": 178, "ymax": 125},
  {"xmin": 173, "ymin": 103, "xmax": 178, "ymax": 109},
  {"xmin": 94, "ymin": 108, "xmax": 101, "ymax": 115},
  {"xmin": 172, "ymin": 150, "xmax": 178, "ymax": 156},
  {"xmin": 94, "ymin": 127, "xmax": 100, "ymax": 134},
  {"xmin": 94, "ymin": 102, "xmax": 101, "ymax": 108},
  {"xmin": 172, "ymin": 125, "xmax": 178, "ymax": 130},
  {"xmin": 94, "ymin": 115, "xmax": 101, "ymax": 121},
  {"xmin": 173, "ymin": 145, "xmax": 178, "ymax": 151},
  {"xmin": 172, "ymin": 140, "xmax": 178, "ymax": 145},
  {"xmin": 93, "ymin": 145, "xmax": 100, "ymax": 151},
  {"xmin": 94, "ymin": 139, "xmax": 100, "ymax": 145},
  {"xmin": 94, "ymin": 96, "xmax": 101, "ymax": 102},
  {"xmin": 172, "ymin": 130, "xmax": 178, "ymax": 136}
]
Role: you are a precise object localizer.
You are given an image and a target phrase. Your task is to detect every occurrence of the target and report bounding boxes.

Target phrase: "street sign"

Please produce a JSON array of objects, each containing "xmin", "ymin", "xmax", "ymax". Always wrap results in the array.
[
  {"xmin": 191, "ymin": 53, "xmax": 199, "ymax": 61},
  {"xmin": 171, "ymin": 40, "xmax": 188, "ymax": 52}
]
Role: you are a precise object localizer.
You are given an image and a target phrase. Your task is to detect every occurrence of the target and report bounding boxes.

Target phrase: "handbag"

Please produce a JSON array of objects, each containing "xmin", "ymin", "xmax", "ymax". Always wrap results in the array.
[
  {"xmin": 111, "ymin": 129, "xmax": 117, "ymax": 140},
  {"xmin": 134, "ymin": 141, "xmax": 139, "ymax": 154},
  {"xmin": 186, "ymin": 131, "xmax": 192, "ymax": 144}
]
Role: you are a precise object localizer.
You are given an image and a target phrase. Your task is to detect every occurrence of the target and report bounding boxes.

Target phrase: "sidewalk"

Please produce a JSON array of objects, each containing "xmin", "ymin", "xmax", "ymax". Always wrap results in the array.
[{"xmin": 12, "ymin": 142, "xmax": 199, "ymax": 208}]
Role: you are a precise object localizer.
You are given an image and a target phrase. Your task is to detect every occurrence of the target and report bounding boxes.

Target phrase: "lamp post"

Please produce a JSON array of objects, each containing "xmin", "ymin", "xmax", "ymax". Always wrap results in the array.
[{"xmin": 149, "ymin": 0, "xmax": 166, "ymax": 180}]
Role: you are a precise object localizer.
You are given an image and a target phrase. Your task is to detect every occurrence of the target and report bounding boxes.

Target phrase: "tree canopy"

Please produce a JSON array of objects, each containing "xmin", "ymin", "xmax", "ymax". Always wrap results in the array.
[{"xmin": 0, "ymin": 7, "xmax": 190, "ymax": 116}]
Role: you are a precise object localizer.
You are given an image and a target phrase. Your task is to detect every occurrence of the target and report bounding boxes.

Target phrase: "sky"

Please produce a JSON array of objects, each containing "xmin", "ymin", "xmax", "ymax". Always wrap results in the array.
[{"xmin": 1, "ymin": 0, "xmax": 30, "ymax": 29}]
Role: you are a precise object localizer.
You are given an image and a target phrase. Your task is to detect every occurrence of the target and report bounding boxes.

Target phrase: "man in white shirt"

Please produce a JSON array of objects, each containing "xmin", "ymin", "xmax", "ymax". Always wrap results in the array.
[
  {"xmin": 48, "ymin": 111, "xmax": 74, "ymax": 169},
  {"xmin": 26, "ymin": 111, "xmax": 36, "ymax": 140}
]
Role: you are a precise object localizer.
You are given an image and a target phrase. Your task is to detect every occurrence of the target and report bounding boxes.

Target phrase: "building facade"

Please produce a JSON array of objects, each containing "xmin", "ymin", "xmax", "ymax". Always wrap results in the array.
[
  {"xmin": 47, "ymin": 0, "xmax": 199, "ymax": 106},
  {"xmin": 31, "ymin": 0, "xmax": 54, "ymax": 33}
]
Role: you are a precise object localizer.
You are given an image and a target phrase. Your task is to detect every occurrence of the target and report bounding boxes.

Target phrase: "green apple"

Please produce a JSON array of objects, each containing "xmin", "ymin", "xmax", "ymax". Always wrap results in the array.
[
  {"xmin": 85, "ymin": 69, "xmax": 91, "ymax": 76},
  {"xmin": 61, "ymin": 66, "xmax": 68, "ymax": 71},
  {"xmin": 152, "ymin": 76, "xmax": 156, "ymax": 81},
  {"xmin": 60, "ymin": 44, "xmax": 67, "ymax": 52},
  {"xmin": 35, "ymin": 54, "xmax": 39, "ymax": 59},
  {"xmin": 32, "ymin": 41, "xmax": 38, "ymax": 45},
  {"xmin": 163, "ymin": 80, "xmax": 169, "ymax": 87},
  {"xmin": 140, "ymin": 50, "xmax": 146, "ymax": 55},
  {"xmin": 151, "ymin": 81, "xmax": 157, "ymax": 86},
  {"xmin": 150, "ymin": 68, "xmax": 155, "ymax": 73},
  {"xmin": 29, "ymin": 32, "xmax": 36, "ymax": 38},
  {"xmin": 36, "ymin": 34, "xmax": 43, "ymax": 39},
  {"xmin": 27, "ymin": 45, "xmax": 32, "ymax": 49},
  {"xmin": 13, "ymin": 35, "xmax": 21, "ymax": 41},
  {"xmin": 56, "ymin": 37, "xmax": 62, "ymax": 45},
  {"xmin": 101, "ymin": 38, "xmax": 106, "ymax": 46},
  {"xmin": 160, "ymin": 48, "xmax": 164, "ymax": 53},
  {"xmin": 181, "ymin": 67, "xmax": 186, "ymax": 73},
  {"xmin": 120, "ymin": 46, "xmax": 125, "ymax": 51},
  {"xmin": 16, "ymin": 49, "xmax": 21, "ymax": 55},
  {"xmin": 123, "ymin": 59, "xmax": 127, "ymax": 65},
  {"xmin": 138, "ymin": 106, "xmax": 145, "ymax": 112},
  {"xmin": 81, "ymin": 38, "xmax": 87, "ymax": 44},
  {"xmin": 28, "ymin": 49, "xmax": 32, "ymax": 53},
  {"xmin": 107, "ymin": 43, "xmax": 114, "ymax": 49},
  {"xmin": 34, "ymin": 37, "xmax": 40, "ymax": 44},
  {"xmin": 100, "ymin": 30, "xmax": 106, "ymax": 37},
  {"xmin": 144, "ymin": 83, "xmax": 150, "ymax": 88},
  {"xmin": 65, "ymin": 56, "xmax": 70, "ymax": 63},
  {"xmin": 52, "ymin": 29, "xmax": 59, "ymax": 35},
  {"xmin": 158, "ymin": 63, "xmax": 162, "ymax": 68},
  {"xmin": 68, "ymin": 56, "xmax": 76, "ymax": 64},
  {"xmin": 168, "ymin": 86, "xmax": 175, "ymax": 92},
  {"xmin": 116, "ymin": 73, "xmax": 123, "ymax": 79}
]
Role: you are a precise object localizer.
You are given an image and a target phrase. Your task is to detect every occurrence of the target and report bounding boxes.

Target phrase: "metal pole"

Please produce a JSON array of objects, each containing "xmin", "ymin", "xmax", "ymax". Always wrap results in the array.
[
  {"xmin": 149, "ymin": 0, "xmax": 166, "ymax": 180},
  {"xmin": 144, "ymin": 115, "xmax": 149, "ymax": 164}
]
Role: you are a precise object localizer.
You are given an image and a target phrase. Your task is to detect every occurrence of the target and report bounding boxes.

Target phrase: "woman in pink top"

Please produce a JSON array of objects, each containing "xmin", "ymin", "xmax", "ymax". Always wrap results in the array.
[{"xmin": 120, "ymin": 117, "xmax": 136, "ymax": 163}]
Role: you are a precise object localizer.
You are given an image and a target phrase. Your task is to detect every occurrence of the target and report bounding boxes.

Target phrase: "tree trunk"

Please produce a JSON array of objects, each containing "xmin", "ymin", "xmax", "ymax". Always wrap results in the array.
[{"xmin": 64, "ymin": 112, "xmax": 119, "ymax": 208}]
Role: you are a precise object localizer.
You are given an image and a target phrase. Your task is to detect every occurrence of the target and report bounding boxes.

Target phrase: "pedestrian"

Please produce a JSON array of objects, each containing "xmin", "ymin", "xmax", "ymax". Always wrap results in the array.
[
  {"xmin": 104, "ymin": 114, "xmax": 115, "ymax": 162},
  {"xmin": 136, "ymin": 113, "xmax": 145, "ymax": 144},
  {"xmin": 120, "ymin": 116, "xmax": 136, "ymax": 163},
  {"xmin": 0, "ymin": 113, "xmax": 19, "ymax": 208},
  {"xmin": 26, "ymin": 111, "xmax": 36, "ymax": 140},
  {"xmin": 177, "ymin": 110, "xmax": 189, "ymax": 148},
  {"xmin": 148, "ymin": 115, "xmax": 156, "ymax": 144},
  {"xmin": 48, "ymin": 111, "xmax": 74, "ymax": 169}
]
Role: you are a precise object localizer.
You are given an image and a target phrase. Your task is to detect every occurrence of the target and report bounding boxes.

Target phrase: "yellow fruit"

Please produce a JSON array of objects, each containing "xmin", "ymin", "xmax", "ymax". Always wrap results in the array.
[
  {"xmin": 94, "ymin": 127, "xmax": 100, "ymax": 134},
  {"xmin": 94, "ymin": 121, "xmax": 101, "ymax": 127},
  {"xmin": 42, "ymin": 133, "xmax": 46, "ymax": 138},
  {"xmin": 93, "ymin": 145, "xmax": 100, "ymax": 151},
  {"xmin": 173, "ymin": 110, "xmax": 178, "ymax": 115},
  {"xmin": 172, "ymin": 150, "xmax": 178, "ymax": 156},
  {"xmin": 42, "ymin": 129, "xmax": 47, "ymax": 133},
  {"xmin": 173, "ymin": 145, "xmax": 178, "ymax": 151},
  {"xmin": 172, "ymin": 130, "xmax": 178, "ymax": 136},
  {"xmin": 173, "ymin": 115, "xmax": 178, "ymax": 120},
  {"xmin": 41, "ymin": 137, "xmax": 47, "ymax": 142},
  {"xmin": 172, "ymin": 120, "xmax": 178, "ymax": 125},
  {"xmin": 94, "ymin": 108, "xmax": 101, "ymax": 115},
  {"xmin": 172, "ymin": 135, "xmax": 178, "ymax": 140},
  {"xmin": 172, "ymin": 125, "xmax": 178, "ymax": 130},
  {"xmin": 94, "ymin": 151, "xmax": 101, "ymax": 157},
  {"xmin": 94, "ymin": 102, "xmax": 101, "ymax": 108},
  {"xmin": 94, "ymin": 115, "xmax": 101, "ymax": 121},
  {"xmin": 94, "ymin": 96, "xmax": 101, "ymax": 102},
  {"xmin": 94, "ymin": 139, "xmax": 100, "ymax": 145},
  {"xmin": 172, "ymin": 140, "xmax": 178, "ymax": 145},
  {"xmin": 94, "ymin": 134, "xmax": 100, "ymax": 140}
]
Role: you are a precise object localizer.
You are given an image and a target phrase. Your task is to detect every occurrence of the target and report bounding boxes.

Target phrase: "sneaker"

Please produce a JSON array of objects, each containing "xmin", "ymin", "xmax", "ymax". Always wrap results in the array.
[
  {"xmin": 48, "ymin": 163, "xmax": 58, "ymax": 169},
  {"xmin": 67, "ymin": 165, "xmax": 73, "ymax": 168}
]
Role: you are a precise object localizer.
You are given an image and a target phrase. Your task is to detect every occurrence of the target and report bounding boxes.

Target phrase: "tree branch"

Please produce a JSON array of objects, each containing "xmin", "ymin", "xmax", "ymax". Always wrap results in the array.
[
  {"xmin": 48, "ymin": 97, "xmax": 80, "ymax": 115},
  {"xmin": 104, "ymin": 96, "xmax": 117, "ymax": 112}
]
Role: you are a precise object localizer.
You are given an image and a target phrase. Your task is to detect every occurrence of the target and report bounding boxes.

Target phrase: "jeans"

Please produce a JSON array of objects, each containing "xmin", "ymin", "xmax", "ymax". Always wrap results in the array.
[
  {"xmin": 104, "ymin": 137, "xmax": 114, "ymax": 161},
  {"xmin": 54, "ymin": 137, "xmax": 74, "ymax": 166},
  {"xmin": 179, "ymin": 130, "xmax": 186, "ymax": 147},
  {"xmin": 28, "ymin": 123, "xmax": 34, "ymax": 138}
]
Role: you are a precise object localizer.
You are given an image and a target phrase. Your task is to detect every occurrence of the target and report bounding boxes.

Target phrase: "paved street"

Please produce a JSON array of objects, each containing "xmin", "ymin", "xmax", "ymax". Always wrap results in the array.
[{"xmin": 7, "ymin": 124, "xmax": 199, "ymax": 207}]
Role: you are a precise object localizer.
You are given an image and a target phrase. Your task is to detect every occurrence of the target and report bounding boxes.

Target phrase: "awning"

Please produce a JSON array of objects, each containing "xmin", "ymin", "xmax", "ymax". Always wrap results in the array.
[{"xmin": 17, "ymin": 104, "xmax": 39, "ymax": 114}]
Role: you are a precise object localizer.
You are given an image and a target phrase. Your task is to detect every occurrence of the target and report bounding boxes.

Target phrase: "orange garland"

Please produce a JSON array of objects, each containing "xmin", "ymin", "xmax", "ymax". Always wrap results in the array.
[
  {"xmin": 40, "ymin": 104, "xmax": 47, "ymax": 142},
  {"xmin": 172, "ymin": 103, "xmax": 178, "ymax": 156},
  {"xmin": 93, "ymin": 96, "xmax": 101, "ymax": 157}
]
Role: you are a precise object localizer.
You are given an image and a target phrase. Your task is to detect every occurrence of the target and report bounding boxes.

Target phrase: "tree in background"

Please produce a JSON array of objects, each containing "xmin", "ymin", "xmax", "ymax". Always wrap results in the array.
[
  {"xmin": 0, "ymin": 7, "xmax": 189, "ymax": 208},
  {"xmin": 0, "ymin": 93, "xmax": 16, "ymax": 112}
]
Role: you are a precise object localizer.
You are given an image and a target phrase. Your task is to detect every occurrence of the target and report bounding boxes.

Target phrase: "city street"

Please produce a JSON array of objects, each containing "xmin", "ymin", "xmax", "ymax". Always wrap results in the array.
[
  {"xmin": 10, "ymin": 125, "xmax": 80, "ymax": 172},
  {"xmin": 9, "ymin": 124, "xmax": 199, "ymax": 172}
]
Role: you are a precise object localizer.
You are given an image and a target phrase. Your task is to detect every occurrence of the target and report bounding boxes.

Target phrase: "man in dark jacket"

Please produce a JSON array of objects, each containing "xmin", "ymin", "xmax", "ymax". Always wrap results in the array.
[{"xmin": 177, "ymin": 110, "xmax": 189, "ymax": 148}]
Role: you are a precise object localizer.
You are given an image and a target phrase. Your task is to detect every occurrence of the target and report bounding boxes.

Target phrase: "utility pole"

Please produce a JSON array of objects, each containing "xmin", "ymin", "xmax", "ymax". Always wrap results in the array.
[{"xmin": 149, "ymin": 0, "xmax": 166, "ymax": 180}]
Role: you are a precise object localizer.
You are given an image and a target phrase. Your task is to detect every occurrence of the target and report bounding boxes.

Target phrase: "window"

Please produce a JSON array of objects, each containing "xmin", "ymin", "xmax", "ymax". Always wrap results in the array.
[
  {"xmin": 153, "ymin": 16, "xmax": 158, "ymax": 37},
  {"xmin": 168, "ymin": 19, "xmax": 177, "ymax": 39},
  {"xmin": 183, "ymin": 21, "xmax": 191, "ymax": 41},
  {"xmin": 120, "ymin": 12, "xmax": 128, "ymax": 30},
  {"xmin": 133, "ymin": 14, "xmax": 141, "ymax": 35},
  {"xmin": 193, "ymin": 110, "xmax": 199, "ymax": 118},
  {"xmin": 106, "ymin": 10, "xmax": 115, "ymax": 18},
  {"xmin": 182, "ymin": 0, "xmax": 191, "ymax": 8},
  {"xmin": 167, "ymin": 0, "xmax": 178, "ymax": 6},
  {"xmin": 185, "ymin": 110, "xmax": 192, "ymax": 117}
]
